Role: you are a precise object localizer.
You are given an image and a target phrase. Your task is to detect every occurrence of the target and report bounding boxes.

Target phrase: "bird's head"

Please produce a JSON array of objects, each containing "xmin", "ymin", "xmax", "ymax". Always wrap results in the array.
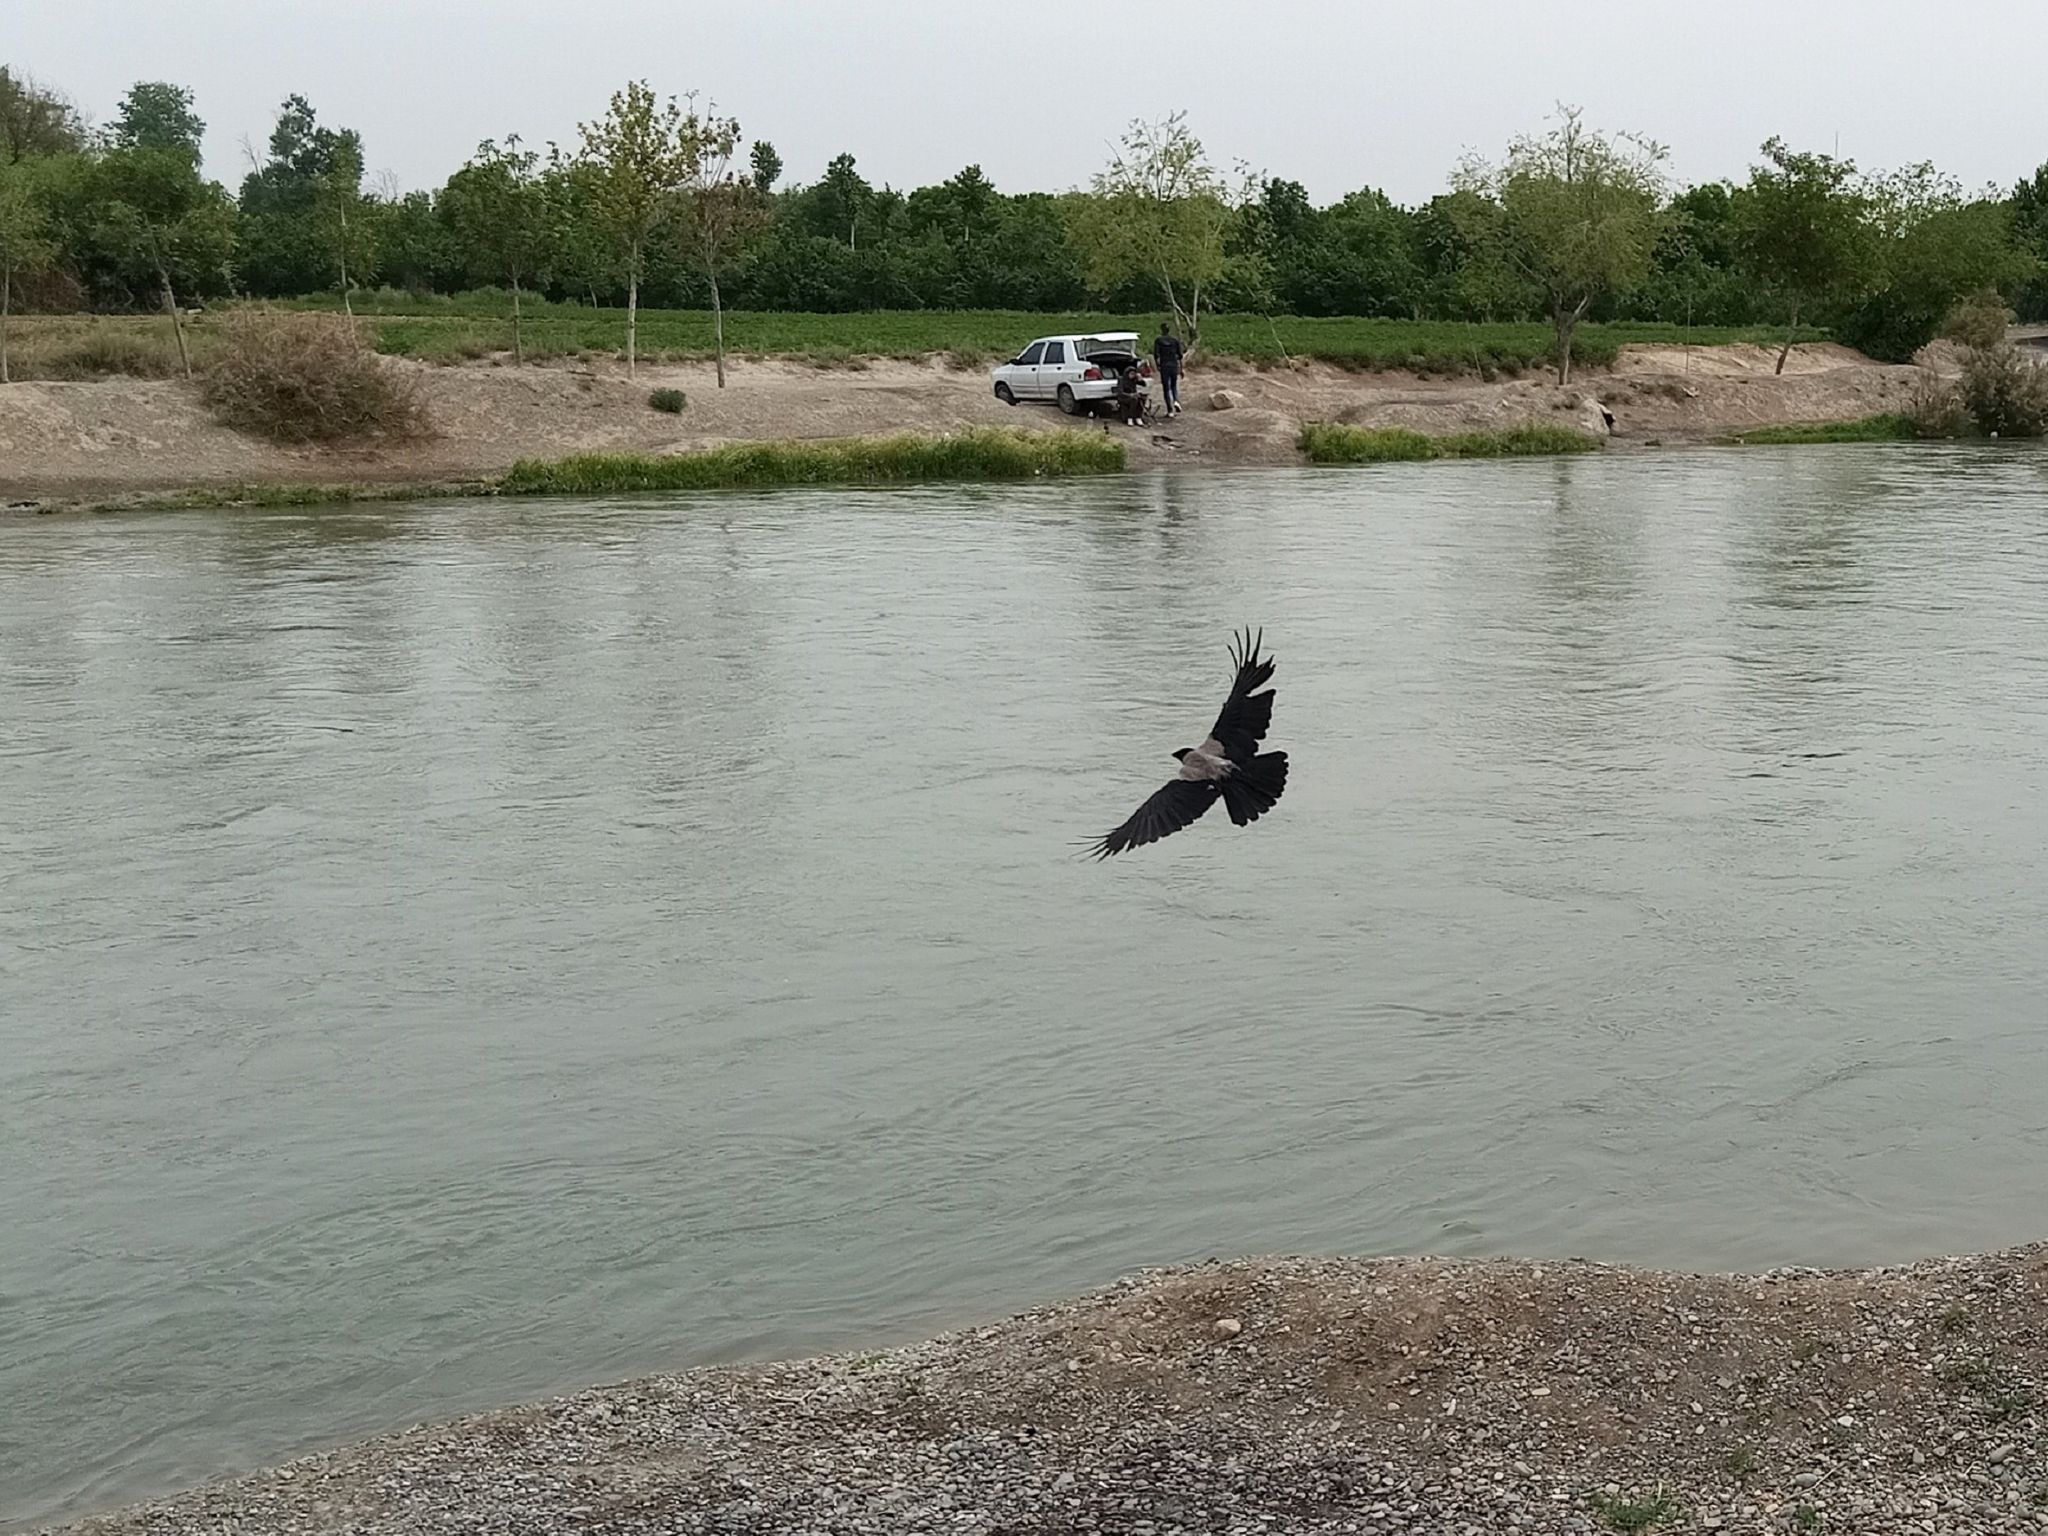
[{"xmin": 1172, "ymin": 747, "xmax": 1192, "ymax": 762}]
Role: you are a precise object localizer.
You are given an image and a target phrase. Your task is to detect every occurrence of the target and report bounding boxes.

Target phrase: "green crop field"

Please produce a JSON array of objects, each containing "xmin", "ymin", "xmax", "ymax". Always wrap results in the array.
[
  {"xmin": 7, "ymin": 296, "xmax": 1826, "ymax": 383},
  {"xmin": 288, "ymin": 290, "xmax": 1817, "ymax": 377}
]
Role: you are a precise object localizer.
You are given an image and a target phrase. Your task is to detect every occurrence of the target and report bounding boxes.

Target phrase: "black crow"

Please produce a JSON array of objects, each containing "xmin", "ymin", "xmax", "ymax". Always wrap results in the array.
[{"xmin": 1086, "ymin": 627, "xmax": 1290, "ymax": 859}]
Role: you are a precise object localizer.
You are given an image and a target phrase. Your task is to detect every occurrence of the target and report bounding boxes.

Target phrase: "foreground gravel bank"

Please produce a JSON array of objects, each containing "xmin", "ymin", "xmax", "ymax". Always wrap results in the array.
[{"xmin": 44, "ymin": 1246, "xmax": 2048, "ymax": 1535}]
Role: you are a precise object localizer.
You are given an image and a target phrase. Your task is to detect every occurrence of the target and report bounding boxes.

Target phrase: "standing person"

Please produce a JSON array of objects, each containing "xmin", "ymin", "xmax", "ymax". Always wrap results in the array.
[{"xmin": 1152, "ymin": 323, "xmax": 1185, "ymax": 416}]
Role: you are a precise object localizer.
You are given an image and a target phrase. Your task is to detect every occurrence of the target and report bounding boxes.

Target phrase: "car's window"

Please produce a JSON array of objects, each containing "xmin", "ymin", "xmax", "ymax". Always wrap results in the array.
[
  {"xmin": 1043, "ymin": 341, "xmax": 1066, "ymax": 364},
  {"xmin": 1017, "ymin": 342, "xmax": 1045, "ymax": 365}
]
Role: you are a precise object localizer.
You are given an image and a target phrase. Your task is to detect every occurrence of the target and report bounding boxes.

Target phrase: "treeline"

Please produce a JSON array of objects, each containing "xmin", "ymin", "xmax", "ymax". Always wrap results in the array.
[{"xmin": 4, "ymin": 63, "xmax": 2047, "ymax": 377}]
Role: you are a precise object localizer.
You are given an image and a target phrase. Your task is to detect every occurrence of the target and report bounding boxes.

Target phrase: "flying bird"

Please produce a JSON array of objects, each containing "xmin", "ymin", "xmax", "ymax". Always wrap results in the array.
[{"xmin": 1086, "ymin": 627, "xmax": 1290, "ymax": 859}]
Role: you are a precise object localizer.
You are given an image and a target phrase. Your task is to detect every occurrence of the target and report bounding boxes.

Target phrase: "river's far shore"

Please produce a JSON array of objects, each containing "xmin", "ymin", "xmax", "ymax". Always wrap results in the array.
[
  {"xmin": 38, "ymin": 1244, "xmax": 2048, "ymax": 1536},
  {"xmin": 0, "ymin": 341, "xmax": 1926, "ymax": 511}
]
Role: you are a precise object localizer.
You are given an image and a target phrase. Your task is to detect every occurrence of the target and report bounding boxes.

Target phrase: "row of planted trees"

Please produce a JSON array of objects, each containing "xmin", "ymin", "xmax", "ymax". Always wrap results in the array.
[
  {"xmin": 0, "ymin": 73, "xmax": 761, "ymax": 385},
  {"xmin": 4, "ymin": 63, "xmax": 2047, "ymax": 387}
]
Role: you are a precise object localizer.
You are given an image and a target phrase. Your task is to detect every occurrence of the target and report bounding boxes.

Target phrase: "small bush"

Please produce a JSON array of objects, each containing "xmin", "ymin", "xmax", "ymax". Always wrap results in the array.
[
  {"xmin": 1944, "ymin": 290, "xmax": 2014, "ymax": 351},
  {"xmin": 647, "ymin": 387, "xmax": 686, "ymax": 414},
  {"xmin": 1957, "ymin": 344, "xmax": 2048, "ymax": 438},
  {"xmin": 204, "ymin": 312, "xmax": 429, "ymax": 444},
  {"xmin": 1588, "ymin": 1488, "xmax": 1681, "ymax": 1532}
]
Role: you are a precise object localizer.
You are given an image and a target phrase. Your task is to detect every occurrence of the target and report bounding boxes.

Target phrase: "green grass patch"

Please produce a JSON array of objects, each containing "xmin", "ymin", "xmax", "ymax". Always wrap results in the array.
[
  {"xmin": 1588, "ymin": 1489, "xmax": 1682, "ymax": 1532},
  {"xmin": 69, "ymin": 480, "xmax": 485, "ymax": 514},
  {"xmin": 51, "ymin": 429, "xmax": 1116, "ymax": 514},
  {"xmin": 1720, "ymin": 414, "xmax": 1917, "ymax": 445},
  {"xmin": 268, "ymin": 293, "xmax": 1818, "ymax": 377},
  {"xmin": 1299, "ymin": 420, "xmax": 1601, "ymax": 464},
  {"xmin": 499, "ymin": 428, "xmax": 1124, "ymax": 495}
]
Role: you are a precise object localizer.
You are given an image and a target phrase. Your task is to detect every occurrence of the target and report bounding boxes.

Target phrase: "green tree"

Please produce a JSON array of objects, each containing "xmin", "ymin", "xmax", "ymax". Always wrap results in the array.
[
  {"xmin": 1838, "ymin": 163, "xmax": 2035, "ymax": 361},
  {"xmin": 111, "ymin": 81, "xmax": 204, "ymax": 162},
  {"xmin": 677, "ymin": 99, "xmax": 766, "ymax": 388},
  {"xmin": 578, "ymin": 80, "xmax": 688, "ymax": 374},
  {"xmin": 1732, "ymin": 138, "xmax": 1874, "ymax": 373},
  {"xmin": 376, "ymin": 188, "xmax": 456, "ymax": 295},
  {"xmin": 1413, "ymin": 190, "xmax": 1521, "ymax": 320},
  {"xmin": 237, "ymin": 95, "xmax": 367, "ymax": 297},
  {"xmin": 0, "ymin": 157, "xmax": 55, "ymax": 381},
  {"xmin": 314, "ymin": 132, "xmax": 374, "ymax": 317},
  {"xmin": 2011, "ymin": 164, "xmax": 2048, "ymax": 320},
  {"xmin": 749, "ymin": 139, "xmax": 782, "ymax": 194},
  {"xmin": 0, "ymin": 66, "xmax": 85, "ymax": 163},
  {"xmin": 1070, "ymin": 112, "xmax": 1241, "ymax": 354},
  {"xmin": 443, "ymin": 136, "xmax": 552, "ymax": 361},
  {"xmin": 541, "ymin": 148, "xmax": 616, "ymax": 307},
  {"xmin": 94, "ymin": 146, "xmax": 238, "ymax": 376},
  {"xmin": 1456, "ymin": 106, "xmax": 1667, "ymax": 382}
]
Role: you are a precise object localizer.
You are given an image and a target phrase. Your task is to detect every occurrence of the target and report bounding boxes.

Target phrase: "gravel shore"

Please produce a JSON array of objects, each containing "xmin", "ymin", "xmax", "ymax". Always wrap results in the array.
[{"xmin": 43, "ymin": 1245, "xmax": 2048, "ymax": 1535}]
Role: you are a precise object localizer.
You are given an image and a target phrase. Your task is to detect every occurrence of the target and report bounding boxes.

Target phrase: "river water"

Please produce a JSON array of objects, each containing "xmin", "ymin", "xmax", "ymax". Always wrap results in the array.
[{"xmin": 4, "ymin": 449, "xmax": 2047, "ymax": 1527}]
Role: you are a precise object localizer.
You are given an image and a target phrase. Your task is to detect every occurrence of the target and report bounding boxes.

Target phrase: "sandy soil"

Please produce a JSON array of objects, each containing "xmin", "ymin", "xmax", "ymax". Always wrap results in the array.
[
  {"xmin": 0, "ymin": 342, "xmax": 1925, "ymax": 507},
  {"xmin": 43, "ymin": 1245, "xmax": 2048, "ymax": 1534}
]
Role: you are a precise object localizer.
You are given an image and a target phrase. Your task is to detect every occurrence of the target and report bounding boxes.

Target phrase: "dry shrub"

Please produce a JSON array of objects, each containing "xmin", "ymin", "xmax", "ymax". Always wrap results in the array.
[
  {"xmin": 203, "ymin": 312, "xmax": 428, "ymax": 444},
  {"xmin": 1957, "ymin": 344, "xmax": 2048, "ymax": 438},
  {"xmin": 1906, "ymin": 370, "xmax": 1970, "ymax": 438}
]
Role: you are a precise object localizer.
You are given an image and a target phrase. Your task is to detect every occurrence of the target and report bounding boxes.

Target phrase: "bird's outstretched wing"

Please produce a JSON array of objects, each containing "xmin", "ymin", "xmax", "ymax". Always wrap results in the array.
[
  {"xmin": 1202, "ymin": 626, "xmax": 1277, "ymax": 763},
  {"xmin": 1085, "ymin": 778, "xmax": 1222, "ymax": 859}
]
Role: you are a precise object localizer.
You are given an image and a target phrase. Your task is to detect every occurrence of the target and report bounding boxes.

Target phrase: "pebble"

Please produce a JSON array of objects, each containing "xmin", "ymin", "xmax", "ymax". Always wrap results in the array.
[{"xmin": 38, "ymin": 1246, "xmax": 2048, "ymax": 1536}]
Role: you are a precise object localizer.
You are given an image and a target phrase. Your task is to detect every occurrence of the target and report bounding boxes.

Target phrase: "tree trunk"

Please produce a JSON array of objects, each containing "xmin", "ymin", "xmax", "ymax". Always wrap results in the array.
[
  {"xmin": 1775, "ymin": 299, "xmax": 1799, "ymax": 376},
  {"xmin": 1554, "ymin": 298, "xmax": 1589, "ymax": 386},
  {"xmin": 338, "ymin": 211, "xmax": 352, "ymax": 322},
  {"xmin": 511, "ymin": 275, "xmax": 524, "ymax": 366},
  {"xmin": 709, "ymin": 264, "xmax": 726, "ymax": 389},
  {"xmin": 160, "ymin": 266, "xmax": 192, "ymax": 381},
  {"xmin": 1, "ymin": 262, "xmax": 11, "ymax": 385},
  {"xmin": 627, "ymin": 263, "xmax": 639, "ymax": 377},
  {"xmin": 1160, "ymin": 272, "xmax": 1196, "ymax": 362}
]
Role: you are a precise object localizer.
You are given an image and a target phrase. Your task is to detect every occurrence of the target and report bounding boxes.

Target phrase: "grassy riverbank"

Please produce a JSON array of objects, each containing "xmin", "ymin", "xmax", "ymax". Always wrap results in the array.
[
  {"xmin": 1720, "ymin": 414, "xmax": 1919, "ymax": 445},
  {"xmin": 497, "ymin": 427, "xmax": 1123, "ymax": 495},
  {"xmin": 1300, "ymin": 420, "xmax": 1602, "ymax": 463},
  {"xmin": 44, "ymin": 428, "xmax": 1124, "ymax": 514}
]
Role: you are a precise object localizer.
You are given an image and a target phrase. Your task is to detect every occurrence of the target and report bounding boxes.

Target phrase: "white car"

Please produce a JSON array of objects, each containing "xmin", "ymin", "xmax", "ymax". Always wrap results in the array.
[{"xmin": 991, "ymin": 332, "xmax": 1149, "ymax": 415}]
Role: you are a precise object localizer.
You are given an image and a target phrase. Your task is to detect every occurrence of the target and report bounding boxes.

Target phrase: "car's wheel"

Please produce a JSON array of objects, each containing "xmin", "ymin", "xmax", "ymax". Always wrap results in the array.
[
  {"xmin": 1056, "ymin": 384, "xmax": 1079, "ymax": 416},
  {"xmin": 994, "ymin": 381, "xmax": 1016, "ymax": 405}
]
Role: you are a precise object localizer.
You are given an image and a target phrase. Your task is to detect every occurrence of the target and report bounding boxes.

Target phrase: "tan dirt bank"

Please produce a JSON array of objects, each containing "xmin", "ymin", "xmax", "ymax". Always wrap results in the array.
[
  {"xmin": 41, "ymin": 1245, "xmax": 2048, "ymax": 1535},
  {"xmin": 0, "ymin": 343, "xmax": 1920, "ymax": 507}
]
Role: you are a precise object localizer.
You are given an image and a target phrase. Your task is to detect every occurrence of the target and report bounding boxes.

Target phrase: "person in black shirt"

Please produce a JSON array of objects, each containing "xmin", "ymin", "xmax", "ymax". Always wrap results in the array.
[
  {"xmin": 1117, "ymin": 361, "xmax": 1147, "ymax": 426},
  {"xmin": 1152, "ymin": 324, "xmax": 1185, "ymax": 416}
]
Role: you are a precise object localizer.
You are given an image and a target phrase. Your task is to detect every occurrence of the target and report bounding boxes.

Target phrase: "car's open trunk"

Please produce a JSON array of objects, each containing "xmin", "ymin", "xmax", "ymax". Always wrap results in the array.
[{"xmin": 1076, "ymin": 335, "xmax": 1141, "ymax": 367}]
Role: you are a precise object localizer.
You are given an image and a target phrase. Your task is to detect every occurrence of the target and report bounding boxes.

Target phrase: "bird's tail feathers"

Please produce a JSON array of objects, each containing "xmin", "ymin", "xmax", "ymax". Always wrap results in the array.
[{"xmin": 1221, "ymin": 751, "xmax": 1288, "ymax": 826}]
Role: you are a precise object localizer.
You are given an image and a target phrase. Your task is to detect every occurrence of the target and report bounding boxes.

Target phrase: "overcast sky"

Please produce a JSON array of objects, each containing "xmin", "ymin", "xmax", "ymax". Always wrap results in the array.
[{"xmin": 11, "ymin": 0, "xmax": 2045, "ymax": 203}]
